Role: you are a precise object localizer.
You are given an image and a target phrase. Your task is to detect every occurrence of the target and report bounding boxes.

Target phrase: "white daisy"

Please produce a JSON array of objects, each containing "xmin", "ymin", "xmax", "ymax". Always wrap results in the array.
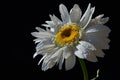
[{"xmin": 31, "ymin": 3, "xmax": 110, "ymax": 71}]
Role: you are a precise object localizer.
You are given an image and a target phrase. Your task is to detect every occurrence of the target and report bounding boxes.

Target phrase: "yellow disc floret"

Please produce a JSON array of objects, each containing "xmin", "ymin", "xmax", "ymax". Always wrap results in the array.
[{"xmin": 55, "ymin": 23, "xmax": 81, "ymax": 47}]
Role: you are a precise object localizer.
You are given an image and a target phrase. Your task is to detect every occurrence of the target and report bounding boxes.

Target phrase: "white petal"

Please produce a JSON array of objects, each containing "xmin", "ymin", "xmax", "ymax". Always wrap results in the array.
[
  {"xmin": 98, "ymin": 17, "xmax": 109, "ymax": 24},
  {"xmin": 70, "ymin": 4, "xmax": 82, "ymax": 23},
  {"xmin": 84, "ymin": 34, "xmax": 110, "ymax": 49},
  {"xmin": 47, "ymin": 48, "xmax": 64, "ymax": 70},
  {"xmin": 45, "ymin": 21, "xmax": 56, "ymax": 32},
  {"xmin": 35, "ymin": 27, "xmax": 45, "ymax": 32},
  {"xmin": 65, "ymin": 55, "xmax": 76, "ymax": 70},
  {"xmin": 31, "ymin": 32, "xmax": 53, "ymax": 39},
  {"xmin": 36, "ymin": 40, "xmax": 46, "ymax": 51},
  {"xmin": 46, "ymin": 61, "xmax": 56, "ymax": 70},
  {"xmin": 38, "ymin": 54, "xmax": 47, "ymax": 65},
  {"xmin": 45, "ymin": 21, "xmax": 54, "ymax": 26},
  {"xmin": 41, "ymin": 48, "xmax": 64, "ymax": 71},
  {"xmin": 95, "ymin": 14, "xmax": 109, "ymax": 24},
  {"xmin": 37, "ymin": 44, "xmax": 56, "ymax": 55},
  {"xmin": 36, "ymin": 38, "xmax": 52, "ymax": 50},
  {"xmin": 59, "ymin": 4, "xmax": 70, "ymax": 24},
  {"xmin": 86, "ymin": 24, "xmax": 111, "ymax": 35},
  {"xmin": 86, "ymin": 28, "xmax": 99, "ymax": 33},
  {"xmin": 41, "ymin": 24, "xmax": 51, "ymax": 27},
  {"xmin": 59, "ymin": 54, "xmax": 64, "ymax": 70},
  {"xmin": 50, "ymin": 28, "xmax": 55, "ymax": 32},
  {"xmin": 88, "ymin": 14, "xmax": 109, "ymax": 27},
  {"xmin": 84, "ymin": 25, "xmax": 110, "ymax": 49},
  {"xmin": 80, "ymin": 3, "xmax": 95, "ymax": 29},
  {"xmin": 46, "ymin": 20, "xmax": 61, "ymax": 34},
  {"xmin": 42, "ymin": 55, "xmax": 57, "ymax": 71},
  {"xmin": 33, "ymin": 38, "xmax": 42, "ymax": 43},
  {"xmin": 75, "ymin": 41, "xmax": 96, "ymax": 59},
  {"xmin": 85, "ymin": 35, "xmax": 110, "ymax": 49},
  {"xmin": 49, "ymin": 15, "xmax": 63, "ymax": 34},
  {"xmin": 63, "ymin": 46, "xmax": 72, "ymax": 59},
  {"xmin": 86, "ymin": 51, "xmax": 98, "ymax": 62},
  {"xmin": 36, "ymin": 39, "xmax": 52, "ymax": 51},
  {"xmin": 50, "ymin": 47, "xmax": 63, "ymax": 61},
  {"xmin": 79, "ymin": 41, "xmax": 96, "ymax": 51},
  {"xmin": 74, "ymin": 49, "xmax": 85, "ymax": 59},
  {"xmin": 80, "ymin": 3, "xmax": 91, "ymax": 25},
  {"xmin": 42, "ymin": 55, "xmax": 53, "ymax": 71},
  {"xmin": 96, "ymin": 14, "xmax": 104, "ymax": 18},
  {"xmin": 49, "ymin": 14, "xmax": 62, "ymax": 25},
  {"xmin": 75, "ymin": 41, "xmax": 101, "ymax": 63},
  {"xmin": 95, "ymin": 49, "xmax": 105, "ymax": 57},
  {"xmin": 33, "ymin": 52, "xmax": 38, "ymax": 58}
]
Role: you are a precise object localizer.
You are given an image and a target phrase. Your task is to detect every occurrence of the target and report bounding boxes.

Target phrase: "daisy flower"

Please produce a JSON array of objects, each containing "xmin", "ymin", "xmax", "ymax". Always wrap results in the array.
[{"xmin": 31, "ymin": 3, "xmax": 110, "ymax": 71}]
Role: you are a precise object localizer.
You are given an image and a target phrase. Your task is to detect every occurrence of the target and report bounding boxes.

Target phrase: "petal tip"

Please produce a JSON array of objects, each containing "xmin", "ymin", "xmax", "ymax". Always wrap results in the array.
[{"xmin": 33, "ymin": 52, "xmax": 38, "ymax": 58}]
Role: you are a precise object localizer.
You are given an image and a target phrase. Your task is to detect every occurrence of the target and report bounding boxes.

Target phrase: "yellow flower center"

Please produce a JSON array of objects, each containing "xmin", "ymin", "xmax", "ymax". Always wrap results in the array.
[{"xmin": 55, "ymin": 23, "xmax": 81, "ymax": 47}]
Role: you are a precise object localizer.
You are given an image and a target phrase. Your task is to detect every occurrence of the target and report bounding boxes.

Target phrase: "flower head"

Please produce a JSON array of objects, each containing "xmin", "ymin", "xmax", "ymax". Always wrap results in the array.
[{"xmin": 31, "ymin": 3, "xmax": 110, "ymax": 71}]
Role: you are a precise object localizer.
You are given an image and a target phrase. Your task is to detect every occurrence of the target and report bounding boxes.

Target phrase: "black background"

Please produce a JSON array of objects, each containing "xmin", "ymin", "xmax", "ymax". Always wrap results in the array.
[{"xmin": 2, "ymin": 0, "xmax": 118, "ymax": 80}]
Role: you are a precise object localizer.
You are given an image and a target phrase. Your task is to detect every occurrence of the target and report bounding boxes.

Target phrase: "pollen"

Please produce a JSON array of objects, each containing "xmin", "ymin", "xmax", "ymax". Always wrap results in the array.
[{"xmin": 55, "ymin": 23, "xmax": 81, "ymax": 47}]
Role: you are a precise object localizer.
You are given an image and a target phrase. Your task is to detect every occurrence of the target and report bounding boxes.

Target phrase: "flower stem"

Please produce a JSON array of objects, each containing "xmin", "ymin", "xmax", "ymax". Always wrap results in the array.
[{"xmin": 79, "ymin": 59, "xmax": 88, "ymax": 80}]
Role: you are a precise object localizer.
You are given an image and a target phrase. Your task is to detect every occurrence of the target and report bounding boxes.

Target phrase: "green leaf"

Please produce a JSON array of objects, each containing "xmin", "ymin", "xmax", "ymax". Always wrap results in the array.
[{"xmin": 91, "ymin": 69, "xmax": 100, "ymax": 80}]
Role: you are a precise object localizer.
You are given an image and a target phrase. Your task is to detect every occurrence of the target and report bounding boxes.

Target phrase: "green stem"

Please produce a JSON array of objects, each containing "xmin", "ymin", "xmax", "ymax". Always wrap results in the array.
[{"xmin": 79, "ymin": 59, "xmax": 88, "ymax": 80}]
